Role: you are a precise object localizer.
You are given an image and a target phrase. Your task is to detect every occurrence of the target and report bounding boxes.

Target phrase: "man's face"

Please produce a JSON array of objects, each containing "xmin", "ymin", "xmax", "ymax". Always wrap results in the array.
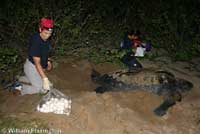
[
  {"xmin": 128, "ymin": 35, "xmax": 134, "ymax": 40},
  {"xmin": 133, "ymin": 35, "xmax": 139, "ymax": 40},
  {"xmin": 39, "ymin": 29, "xmax": 52, "ymax": 41}
]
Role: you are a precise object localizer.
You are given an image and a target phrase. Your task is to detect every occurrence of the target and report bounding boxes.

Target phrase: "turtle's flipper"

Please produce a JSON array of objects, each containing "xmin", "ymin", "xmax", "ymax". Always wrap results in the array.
[
  {"xmin": 95, "ymin": 86, "xmax": 110, "ymax": 93},
  {"xmin": 154, "ymin": 98, "xmax": 176, "ymax": 116},
  {"xmin": 154, "ymin": 91, "xmax": 182, "ymax": 116},
  {"xmin": 176, "ymin": 78, "xmax": 193, "ymax": 92}
]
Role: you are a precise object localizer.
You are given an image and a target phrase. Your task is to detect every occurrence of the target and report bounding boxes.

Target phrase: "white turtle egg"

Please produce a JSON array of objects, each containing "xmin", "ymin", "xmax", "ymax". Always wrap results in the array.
[
  {"xmin": 64, "ymin": 103, "xmax": 68, "ymax": 108},
  {"xmin": 37, "ymin": 105, "xmax": 40, "ymax": 111},
  {"xmin": 57, "ymin": 106, "xmax": 62, "ymax": 111},
  {"xmin": 60, "ymin": 98, "xmax": 65, "ymax": 101},
  {"xmin": 46, "ymin": 101, "xmax": 50, "ymax": 105},
  {"xmin": 49, "ymin": 104, "xmax": 53, "ymax": 109},
  {"xmin": 68, "ymin": 104, "xmax": 71, "ymax": 109},
  {"xmin": 66, "ymin": 112, "xmax": 70, "ymax": 116},
  {"xmin": 42, "ymin": 104, "xmax": 47, "ymax": 109},
  {"xmin": 50, "ymin": 101, "xmax": 54, "ymax": 105},
  {"xmin": 40, "ymin": 109, "xmax": 44, "ymax": 112},
  {"xmin": 57, "ymin": 110, "xmax": 61, "ymax": 114},
  {"xmin": 60, "ymin": 102, "xmax": 64, "ymax": 107},
  {"xmin": 43, "ymin": 109, "xmax": 47, "ymax": 113},
  {"xmin": 42, "ymin": 109, "xmax": 46, "ymax": 112},
  {"xmin": 64, "ymin": 100, "xmax": 68, "ymax": 104}
]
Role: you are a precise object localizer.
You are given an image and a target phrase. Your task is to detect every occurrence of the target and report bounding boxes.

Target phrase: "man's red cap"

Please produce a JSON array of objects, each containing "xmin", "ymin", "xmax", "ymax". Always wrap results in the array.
[{"xmin": 40, "ymin": 18, "xmax": 54, "ymax": 31}]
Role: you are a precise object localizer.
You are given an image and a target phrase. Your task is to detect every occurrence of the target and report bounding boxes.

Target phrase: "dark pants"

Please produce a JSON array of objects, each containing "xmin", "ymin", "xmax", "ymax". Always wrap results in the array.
[{"xmin": 122, "ymin": 52, "xmax": 143, "ymax": 71}]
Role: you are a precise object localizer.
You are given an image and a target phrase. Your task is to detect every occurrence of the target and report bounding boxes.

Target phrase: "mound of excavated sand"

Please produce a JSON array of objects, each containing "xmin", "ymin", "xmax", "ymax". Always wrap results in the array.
[{"xmin": 0, "ymin": 59, "xmax": 200, "ymax": 134}]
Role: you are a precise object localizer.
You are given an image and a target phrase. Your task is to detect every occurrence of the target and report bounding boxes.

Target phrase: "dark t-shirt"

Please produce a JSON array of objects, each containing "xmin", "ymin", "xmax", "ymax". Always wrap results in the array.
[
  {"xmin": 121, "ymin": 34, "xmax": 133, "ymax": 49},
  {"xmin": 28, "ymin": 33, "xmax": 51, "ymax": 69}
]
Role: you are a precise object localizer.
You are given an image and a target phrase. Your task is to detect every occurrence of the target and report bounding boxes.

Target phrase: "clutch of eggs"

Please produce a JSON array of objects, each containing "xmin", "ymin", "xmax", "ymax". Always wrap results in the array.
[{"xmin": 37, "ymin": 97, "xmax": 71, "ymax": 115}]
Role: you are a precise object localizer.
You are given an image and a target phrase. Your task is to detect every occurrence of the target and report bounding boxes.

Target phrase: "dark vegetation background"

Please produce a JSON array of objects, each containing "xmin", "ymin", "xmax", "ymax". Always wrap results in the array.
[{"xmin": 0, "ymin": 0, "xmax": 200, "ymax": 82}]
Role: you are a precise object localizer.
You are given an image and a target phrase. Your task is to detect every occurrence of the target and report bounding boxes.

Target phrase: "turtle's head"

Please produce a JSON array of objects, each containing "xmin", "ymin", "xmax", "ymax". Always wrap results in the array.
[
  {"xmin": 157, "ymin": 71, "xmax": 176, "ymax": 84},
  {"xmin": 91, "ymin": 69, "xmax": 101, "ymax": 82},
  {"xmin": 176, "ymin": 78, "xmax": 193, "ymax": 92}
]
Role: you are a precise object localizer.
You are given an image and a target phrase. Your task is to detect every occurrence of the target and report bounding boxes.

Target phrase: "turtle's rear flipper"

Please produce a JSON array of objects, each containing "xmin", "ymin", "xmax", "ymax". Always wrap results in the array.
[
  {"xmin": 95, "ymin": 86, "xmax": 110, "ymax": 94},
  {"xmin": 91, "ymin": 69, "xmax": 101, "ymax": 82},
  {"xmin": 154, "ymin": 98, "xmax": 176, "ymax": 116}
]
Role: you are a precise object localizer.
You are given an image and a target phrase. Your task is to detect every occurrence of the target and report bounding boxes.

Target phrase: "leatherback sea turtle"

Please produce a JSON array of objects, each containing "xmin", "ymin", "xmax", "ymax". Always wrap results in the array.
[{"xmin": 91, "ymin": 68, "xmax": 193, "ymax": 116}]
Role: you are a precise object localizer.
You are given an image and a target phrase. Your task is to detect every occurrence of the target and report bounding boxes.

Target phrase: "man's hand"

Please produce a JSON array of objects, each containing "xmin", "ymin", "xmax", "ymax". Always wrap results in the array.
[{"xmin": 43, "ymin": 77, "xmax": 51, "ymax": 90}]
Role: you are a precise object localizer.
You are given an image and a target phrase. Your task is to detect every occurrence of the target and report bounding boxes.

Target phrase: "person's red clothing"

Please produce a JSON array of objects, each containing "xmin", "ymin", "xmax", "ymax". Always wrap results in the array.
[{"xmin": 133, "ymin": 39, "xmax": 142, "ymax": 48}]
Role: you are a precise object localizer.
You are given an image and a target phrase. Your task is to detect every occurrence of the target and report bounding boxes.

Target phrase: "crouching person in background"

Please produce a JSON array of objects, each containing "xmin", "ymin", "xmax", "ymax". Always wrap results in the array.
[
  {"xmin": 120, "ymin": 30, "xmax": 143, "ymax": 71},
  {"xmin": 17, "ymin": 18, "xmax": 54, "ymax": 95}
]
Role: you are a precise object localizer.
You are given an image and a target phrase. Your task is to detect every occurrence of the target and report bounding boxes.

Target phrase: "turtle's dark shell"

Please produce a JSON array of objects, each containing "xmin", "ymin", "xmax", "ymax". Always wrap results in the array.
[{"xmin": 91, "ymin": 68, "xmax": 193, "ymax": 116}]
